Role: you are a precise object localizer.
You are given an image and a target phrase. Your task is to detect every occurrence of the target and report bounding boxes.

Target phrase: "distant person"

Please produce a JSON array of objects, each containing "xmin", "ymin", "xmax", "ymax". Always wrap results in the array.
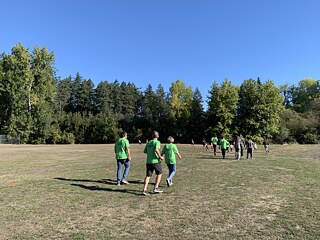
[
  {"xmin": 202, "ymin": 138, "xmax": 209, "ymax": 151},
  {"xmin": 191, "ymin": 139, "xmax": 195, "ymax": 146},
  {"xmin": 263, "ymin": 139, "xmax": 270, "ymax": 153},
  {"xmin": 246, "ymin": 138, "xmax": 254, "ymax": 159},
  {"xmin": 226, "ymin": 140, "xmax": 230, "ymax": 153},
  {"xmin": 240, "ymin": 135, "xmax": 245, "ymax": 158},
  {"xmin": 229, "ymin": 142, "xmax": 233, "ymax": 152},
  {"xmin": 219, "ymin": 136, "xmax": 229, "ymax": 159},
  {"xmin": 142, "ymin": 131, "xmax": 164, "ymax": 195},
  {"xmin": 114, "ymin": 131, "xmax": 131, "ymax": 186},
  {"xmin": 211, "ymin": 133, "xmax": 218, "ymax": 156},
  {"xmin": 161, "ymin": 136, "xmax": 182, "ymax": 187},
  {"xmin": 138, "ymin": 139, "xmax": 142, "ymax": 145},
  {"xmin": 234, "ymin": 136, "xmax": 241, "ymax": 160}
]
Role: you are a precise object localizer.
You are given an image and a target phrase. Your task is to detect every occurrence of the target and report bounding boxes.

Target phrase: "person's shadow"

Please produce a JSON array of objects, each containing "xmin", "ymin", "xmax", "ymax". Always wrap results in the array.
[
  {"xmin": 70, "ymin": 183, "xmax": 142, "ymax": 195},
  {"xmin": 53, "ymin": 177, "xmax": 145, "ymax": 195},
  {"xmin": 54, "ymin": 177, "xmax": 144, "ymax": 185}
]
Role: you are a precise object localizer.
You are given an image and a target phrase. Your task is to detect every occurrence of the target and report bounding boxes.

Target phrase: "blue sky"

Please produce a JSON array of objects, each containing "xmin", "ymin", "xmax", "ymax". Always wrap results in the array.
[{"xmin": 1, "ymin": 0, "xmax": 319, "ymax": 103}]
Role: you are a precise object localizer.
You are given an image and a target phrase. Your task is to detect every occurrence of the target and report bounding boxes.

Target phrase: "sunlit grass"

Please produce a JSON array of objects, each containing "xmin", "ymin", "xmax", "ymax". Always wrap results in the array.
[{"xmin": 0, "ymin": 143, "xmax": 319, "ymax": 239}]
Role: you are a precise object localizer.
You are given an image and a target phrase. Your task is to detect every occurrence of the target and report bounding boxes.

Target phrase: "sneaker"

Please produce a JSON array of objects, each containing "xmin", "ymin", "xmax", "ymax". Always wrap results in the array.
[
  {"xmin": 166, "ymin": 179, "xmax": 170, "ymax": 187},
  {"xmin": 116, "ymin": 181, "xmax": 121, "ymax": 186},
  {"xmin": 170, "ymin": 182, "xmax": 173, "ymax": 186},
  {"xmin": 153, "ymin": 188, "xmax": 163, "ymax": 193},
  {"xmin": 142, "ymin": 191, "xmax": 150, "ymax": 196},
  {"xmin": 121, "ymin": 180, "xmax": 129, "ymax": 185}
]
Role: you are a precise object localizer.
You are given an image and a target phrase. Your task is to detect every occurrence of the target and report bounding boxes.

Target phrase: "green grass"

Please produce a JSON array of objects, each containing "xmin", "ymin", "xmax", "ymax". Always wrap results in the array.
[{"xmin": 0, "ymin": 144, "xmax": 319, "ymax": 239}]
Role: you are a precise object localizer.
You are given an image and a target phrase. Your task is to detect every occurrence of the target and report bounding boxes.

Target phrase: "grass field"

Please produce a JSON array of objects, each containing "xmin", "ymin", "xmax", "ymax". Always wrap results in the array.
[{"xmin": 0, "ymin": 143, "xmax": 320, "ymax": 240}]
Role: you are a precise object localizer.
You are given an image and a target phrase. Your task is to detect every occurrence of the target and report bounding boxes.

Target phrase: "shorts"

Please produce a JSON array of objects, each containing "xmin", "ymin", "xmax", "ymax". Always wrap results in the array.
[{"xmin": 146, "ymin": 163, "xmax": 162, "ymax": 177}]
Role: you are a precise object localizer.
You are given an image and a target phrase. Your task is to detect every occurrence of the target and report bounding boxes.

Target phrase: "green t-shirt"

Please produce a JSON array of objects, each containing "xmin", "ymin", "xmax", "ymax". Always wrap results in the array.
[
  {"xmin": 144, "ymin": 139, "xmax": 161, "ymax": 164},
  {"xmin": 161, "ymin": 143, "xmax": 179, "ymax": 164},
  {"xmin": 211, "ymin": 137, "xmax": 218, "ymax": 145},
  {"xmin": 220, "ymin": 139, "xmax": 229, "ymax": 150},
  {"xmin": 114, "ymin": 138, "xmax": 130, "ymax": 159}
]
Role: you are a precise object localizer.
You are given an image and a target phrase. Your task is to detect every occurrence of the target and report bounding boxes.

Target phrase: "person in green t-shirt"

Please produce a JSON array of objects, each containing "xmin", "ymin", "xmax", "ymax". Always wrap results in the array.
[
  {"xmin": 219, "ymin": 136, "xmax": 229, "ymax": 159},
  {"xmin": 161, "ymin": 136, "xmax": 182, "ymax": 187},
  {"xmin": 114, "ymin": 131, "xmax": 131, "ymax": 186},
  {"xmin": 142, "ymin": 131, "xmax": 164, "ymax": 195},
  {"xmin": 211, "ymin": 133, "xmax": 218, "ymax": 156}
]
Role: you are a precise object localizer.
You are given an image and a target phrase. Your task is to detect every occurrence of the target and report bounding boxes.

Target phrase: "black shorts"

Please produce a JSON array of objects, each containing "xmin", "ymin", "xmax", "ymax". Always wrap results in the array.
[{"xmin": 146, "ymin": 163, "xmax": 162, "ymax": 177}]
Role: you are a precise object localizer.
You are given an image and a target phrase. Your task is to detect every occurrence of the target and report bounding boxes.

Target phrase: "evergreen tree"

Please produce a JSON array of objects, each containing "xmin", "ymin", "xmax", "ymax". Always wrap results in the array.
[
  {"xmin": 95, "ymin": 81, "xmax": 113, "ymax": 114},
  {"xmin": 56, "ymin": 76, "xmax": 73, "ymax": 113},
  {"xmin": 187, "ymin": 87, "xmax": 205, "ymax": 143}
]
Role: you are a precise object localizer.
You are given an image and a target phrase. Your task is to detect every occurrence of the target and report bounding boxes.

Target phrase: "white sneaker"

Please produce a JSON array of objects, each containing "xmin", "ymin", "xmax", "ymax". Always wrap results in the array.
[
  {"xmin": 153, "ymin": 188, "xmax": 163, "ymax": 193},
  {"xmin": 166, "ymin": 179, "xmax": 170, "ymax": 187},
  {"xmin": 121, "ymin": 180, "xmax": 129, "ymax": 185}
]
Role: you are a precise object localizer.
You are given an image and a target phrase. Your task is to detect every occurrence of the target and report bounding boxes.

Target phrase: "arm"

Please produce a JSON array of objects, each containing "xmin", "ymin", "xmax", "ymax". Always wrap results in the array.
[
  {"xmin": 177, "ymin": 152, "xmax": 182, "ymax": 159},
  {"xmin": 143, "ymin": 145, "xmax": 147, "ymax": 154},
  {"xmin": 126, "ymin": 148, "xmax": 132, "ymax": 161},
  {"xmin": 156, "ymin": 148, "xmax": 164, "ymax": 160}
]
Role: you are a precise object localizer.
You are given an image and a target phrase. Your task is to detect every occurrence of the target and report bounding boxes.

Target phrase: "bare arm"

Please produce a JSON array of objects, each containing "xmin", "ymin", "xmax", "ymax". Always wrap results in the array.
[
  {"xmin": 156, "ymin": 148, "xmax": 164, "ymax": 160},
  {"xmin": 126, "ymin": 148, "xmax": 132, "ymax": 161},
  {"xmin": 177, "ymin": 152, "xmax": 182, "ymax": 159}
]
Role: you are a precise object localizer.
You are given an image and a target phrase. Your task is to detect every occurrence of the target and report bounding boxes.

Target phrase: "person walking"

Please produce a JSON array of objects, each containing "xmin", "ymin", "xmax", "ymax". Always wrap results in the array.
[
  {"xmin": 263, "ymin": 139, "xmax": 270, "ymax": 153},
  {"xmin": 114, "ymin": 131, "xmax": 131, "ymax": 186},
  {"xmin": 234, "ymin": 135, "xmax": 241, "ymax": 160},
  {"xmin": 219, "ymin": 136, "xmax": 229, "ymax": 159},
  {"xmin": 142, "ymin": 131, "xmax": 164, "ymax": 195},
  {"xmin": 202, "ymin": 138, "xmax": 209, "ymax": 151},
  {"xmin": 240, "ymin": 135, "xmax": 245, "ymax": 158},
  {"xmin": 211, "ymin": 133, "xmax": 219, "ymax": 156},
  {"xmin": 161, "ymin": 136, "xmax": 182, "ymax": 187},
  {"xmin": 246, "ymin": 137, "xmax": 254, "ymax": 159}
]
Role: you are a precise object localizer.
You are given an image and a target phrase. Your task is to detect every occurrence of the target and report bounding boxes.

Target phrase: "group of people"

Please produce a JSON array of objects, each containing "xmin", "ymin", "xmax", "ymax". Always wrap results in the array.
[
  {"xmin": 203, "ymin": 134, "xmax": 260, "ymax": 160},
  {"xmin": 114, "ymin": 131, "xmax": 181, "ymax": 196},
  {"xmin": 115, "ymin": 131, "xmax": 270, "ymax": 196}
]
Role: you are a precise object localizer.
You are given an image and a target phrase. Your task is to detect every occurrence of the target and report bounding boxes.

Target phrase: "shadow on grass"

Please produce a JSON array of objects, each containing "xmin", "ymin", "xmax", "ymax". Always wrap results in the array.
[
  {"xmin": 196, "ymin": 156, "xmax": 238, "ymax": 161},
  {"xmin": 54, "ymin": 177, "xmax": 144, "ymax": 185},
  {"xmin": 70, "ymin": 183, "xmax": 143, "ymax": 195}
]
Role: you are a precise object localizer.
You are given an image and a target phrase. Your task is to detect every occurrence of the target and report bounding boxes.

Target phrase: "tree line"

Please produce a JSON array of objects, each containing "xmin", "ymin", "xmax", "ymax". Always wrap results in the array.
[{"xmin": 0, "ymin": 44, "xmax": 319, "ymax": 144}]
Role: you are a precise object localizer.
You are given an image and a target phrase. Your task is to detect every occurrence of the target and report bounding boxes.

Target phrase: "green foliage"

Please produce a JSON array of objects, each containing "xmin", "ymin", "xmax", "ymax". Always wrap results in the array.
[
  {"xmin": 1, "ymin": 43, "xmax": 319, "ymax": 144},
  {"xmin": 237, "ymin": 78, "xmax": 283, "ymax": 141},
  {"xmin": 169, "ymin": 80, "xmax": 193, "ymax": 142},
  {"xmin": 187, "ymin": 87, "xmax": 205, "ymax": 143},
  {"xmin": 290, "ymin": 78, "xmax": 320, "ymax": 113},
  {"xmin": 207, "ymin": 79, "xmax": 239, "ymax": 139}
]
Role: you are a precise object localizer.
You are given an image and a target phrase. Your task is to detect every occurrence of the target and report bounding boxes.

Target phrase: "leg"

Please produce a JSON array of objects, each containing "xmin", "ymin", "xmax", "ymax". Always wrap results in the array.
[
  {"xmin": 143, "ymin": 176, "xmax": 150, "ymax": 191},
  {"xmin": 222, "ymin": 149, "xmax": 226, "ymax": 159},
  {"xmin": 236, "ymin": 151, "xmax": 240, "ymax": 160},
  {"xmin": 154, "ymin": 163, "xmax": 163, "ymax": 190},
  {"xmin": 116, "ymin": 159, "xmax": 123, "ymax": 184},
  {"xmin": 155, "ymin": 174, "xmax": 162, "ymax": 189},
  {"xmin": 122, "ymin": 159, "xmax": 131, "ymax": 181},
  {"xmin": 167, "ymin": 164, "xmax": 176, "ymax": 183}
]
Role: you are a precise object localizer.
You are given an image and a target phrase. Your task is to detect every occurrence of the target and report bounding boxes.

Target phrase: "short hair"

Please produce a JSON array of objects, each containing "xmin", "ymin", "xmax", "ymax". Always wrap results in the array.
[
  {"xmin": 167, "ymin": 136, "xmax": 174, "ymax": 143},
  {"xmin": 120, "ymin": 131, "xmax": 127, "ymax": 138},
  {"xmin": 152, "ymin": 131, "xmax": 159, "ymax": 138}
]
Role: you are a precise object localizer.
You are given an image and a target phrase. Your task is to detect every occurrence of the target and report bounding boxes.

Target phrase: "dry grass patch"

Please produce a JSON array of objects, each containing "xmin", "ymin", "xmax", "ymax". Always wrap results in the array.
[{"xmin": 0, "ymin": 143, "xmax": 319, "ymax": 239}]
